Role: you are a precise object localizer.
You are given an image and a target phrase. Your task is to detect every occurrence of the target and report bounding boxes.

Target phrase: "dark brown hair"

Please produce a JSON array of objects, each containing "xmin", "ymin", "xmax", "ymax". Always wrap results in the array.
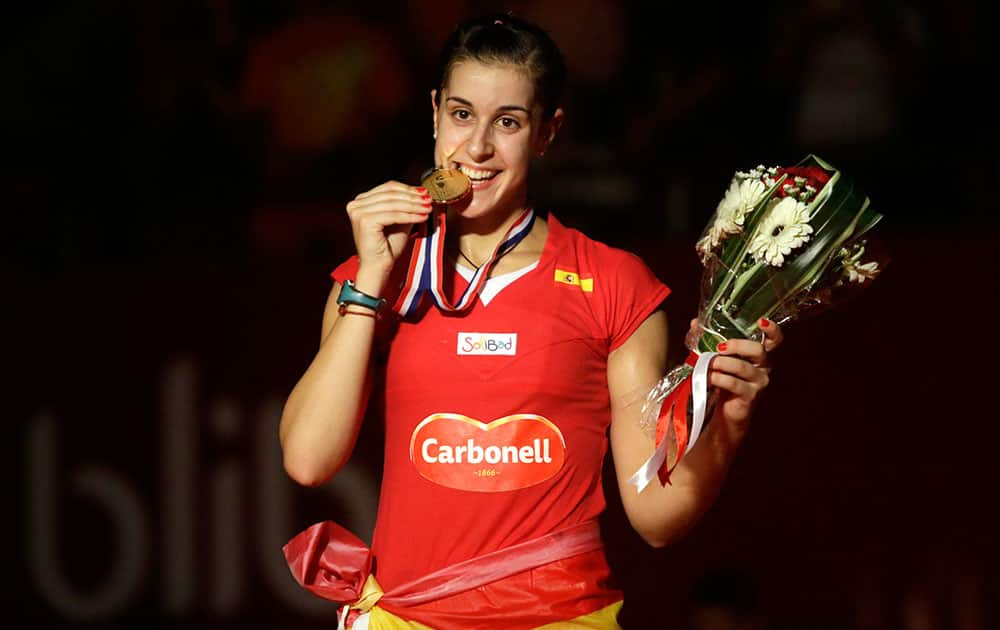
[{"xmin": 436, "ymin": 13, "xmax": 567, "ymax": 120}]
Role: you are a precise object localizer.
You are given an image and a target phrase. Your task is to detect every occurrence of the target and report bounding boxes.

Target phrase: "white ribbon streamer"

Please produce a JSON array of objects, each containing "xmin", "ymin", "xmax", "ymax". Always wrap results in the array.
[
  {"xmin": 627, "ymin": 351, "xmax": 717, "ymax": 493},
  {"xmin": 688, "ymin": 351, "xmax": 716, "ymax": 451}
]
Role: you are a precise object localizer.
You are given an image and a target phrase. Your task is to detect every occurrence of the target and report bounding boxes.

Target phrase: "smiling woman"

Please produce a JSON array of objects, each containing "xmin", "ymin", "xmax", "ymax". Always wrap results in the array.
[
  {"xmin": 432, "ymin": 62, "xmax": 559, "ymax": 236},
  {"xmin": 277, "ymin": 12, "xmax": 782, "ymax": 630},
  {"xmin": 425, "ymin": 18, "xmax": 565, "ymax": 275}
]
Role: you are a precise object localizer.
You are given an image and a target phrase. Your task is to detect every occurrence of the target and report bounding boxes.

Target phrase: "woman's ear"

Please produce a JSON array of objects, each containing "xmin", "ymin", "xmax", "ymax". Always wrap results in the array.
[{"xmin": 537, "ymin": 107, "xmax": 564, "ymax": 157}]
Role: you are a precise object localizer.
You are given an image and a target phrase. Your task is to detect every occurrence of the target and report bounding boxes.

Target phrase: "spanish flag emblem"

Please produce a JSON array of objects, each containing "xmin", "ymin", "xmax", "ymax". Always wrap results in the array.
[{"xmin": 554, "ymin": 268, "xmax": 594, "ymax": 292}]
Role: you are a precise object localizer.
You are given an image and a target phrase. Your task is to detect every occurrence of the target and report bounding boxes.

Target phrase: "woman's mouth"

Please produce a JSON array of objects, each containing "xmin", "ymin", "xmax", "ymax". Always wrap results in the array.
[{"xmin": 455, "ymin": 164, "xmax": 500, "ymax": 188}]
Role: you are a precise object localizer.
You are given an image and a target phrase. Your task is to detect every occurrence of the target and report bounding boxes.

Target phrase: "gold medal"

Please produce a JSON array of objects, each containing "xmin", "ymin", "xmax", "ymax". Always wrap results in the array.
[{"xmin": 421, "ymin": 167, "xmax": 471, "ymax": 205}]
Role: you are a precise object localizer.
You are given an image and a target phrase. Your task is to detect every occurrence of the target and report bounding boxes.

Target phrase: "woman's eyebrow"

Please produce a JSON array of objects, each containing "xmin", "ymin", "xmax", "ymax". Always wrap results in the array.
[{"xmin": 446, "ymin": 96, "xmax": 530, "ymax": 114}]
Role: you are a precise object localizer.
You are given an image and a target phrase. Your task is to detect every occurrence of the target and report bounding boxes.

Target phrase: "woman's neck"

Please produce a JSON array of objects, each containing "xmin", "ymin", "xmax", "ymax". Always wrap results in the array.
[
  {"xmin": 448, "ymin": 205, "xmax": 532, "ymax": 266},
  {"xmin": 447, "ymin": 206, "xmax": 548, "ymax": 275}
]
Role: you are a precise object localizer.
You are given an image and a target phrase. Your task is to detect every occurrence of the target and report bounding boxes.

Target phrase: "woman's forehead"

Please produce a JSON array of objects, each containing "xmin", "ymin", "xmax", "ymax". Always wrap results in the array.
[{"xmin": 443, "ymin": 61, "xmax": 538, "ymax": 110}]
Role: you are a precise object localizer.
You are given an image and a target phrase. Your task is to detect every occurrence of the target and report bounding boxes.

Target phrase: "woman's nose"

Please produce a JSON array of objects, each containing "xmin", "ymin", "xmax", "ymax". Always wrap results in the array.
[{"xmin": 466, "ymin": 122, "xmax": 494, "ymax": 162}]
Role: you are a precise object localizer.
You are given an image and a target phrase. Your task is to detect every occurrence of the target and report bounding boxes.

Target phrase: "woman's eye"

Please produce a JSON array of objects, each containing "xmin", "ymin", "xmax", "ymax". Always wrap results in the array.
[
  {"xmin": 452, "ymin": 109, "xmax": 472, "ymax": 121},
  {"xmin": 497, "ymin": 116, "xmax": 520, "ymax": 130}
]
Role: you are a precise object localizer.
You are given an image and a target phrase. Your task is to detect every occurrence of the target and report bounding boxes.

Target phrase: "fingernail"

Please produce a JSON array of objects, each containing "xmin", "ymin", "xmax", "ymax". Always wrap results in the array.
[
  {"xmin": 416, "ymin": 186, "xmax": 427, "ymax": 193},
  {"xmin": 422, "ymin": 201, "xmax": 432, "ymax": 208},
  {"xmin": 717, "ymin": 342, "xmax": 728, "ymax": 352},
  {"xmin": 759, "ymin": 318, "xmax": 770, "ymax": 328}
]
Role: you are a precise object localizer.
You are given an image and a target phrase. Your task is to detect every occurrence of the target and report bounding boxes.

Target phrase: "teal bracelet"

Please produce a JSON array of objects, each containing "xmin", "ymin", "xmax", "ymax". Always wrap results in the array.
[{"xmin": 336, "ymin": 279, "xmax": 387, "ymax": 315}]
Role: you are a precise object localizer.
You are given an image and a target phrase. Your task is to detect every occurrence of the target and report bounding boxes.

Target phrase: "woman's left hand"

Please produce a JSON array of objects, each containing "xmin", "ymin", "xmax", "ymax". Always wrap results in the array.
[{"xmin": 701, "ymin": 318, "xmax": 784, "ymax": 433}]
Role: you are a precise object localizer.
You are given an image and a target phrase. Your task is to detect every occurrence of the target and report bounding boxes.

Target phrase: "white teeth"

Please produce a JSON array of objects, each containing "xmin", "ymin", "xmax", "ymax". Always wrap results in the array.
[{"xmin": 457, "ymin": 165, "xmax": 499, "ymax": 181}]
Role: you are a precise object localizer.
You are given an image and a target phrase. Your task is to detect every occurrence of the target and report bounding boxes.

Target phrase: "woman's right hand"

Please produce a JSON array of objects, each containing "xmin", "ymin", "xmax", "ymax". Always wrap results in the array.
[{"xmin": 346, "ymin": 181, "xmax": 433, "ymax": 278}]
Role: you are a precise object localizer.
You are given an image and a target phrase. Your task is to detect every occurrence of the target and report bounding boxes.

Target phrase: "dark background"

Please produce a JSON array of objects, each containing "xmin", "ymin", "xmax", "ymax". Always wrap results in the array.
[{"xmin": 6, "ymin": 1, "xmax": 999, "ymax": 628}]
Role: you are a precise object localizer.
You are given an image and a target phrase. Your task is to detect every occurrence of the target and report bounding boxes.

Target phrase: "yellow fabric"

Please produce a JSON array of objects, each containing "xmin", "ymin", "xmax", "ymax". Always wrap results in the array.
[
  {"xmin": 353, "ymin": 600, "xmax": 623, "ymax": 629},
  {"xmin": 362, "ymin": 606, "xmax": 434, "ymax": 629},
  {"xmin": 536, "ymin": 601, "xmax": 622, "ymax": 629},
  {"xmin": 355, "ymin": 574, "xmax": 385, "ymax": 613}
]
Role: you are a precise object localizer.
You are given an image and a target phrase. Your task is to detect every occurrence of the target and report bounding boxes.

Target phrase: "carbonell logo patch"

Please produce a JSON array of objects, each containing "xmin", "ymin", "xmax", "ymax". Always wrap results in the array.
[
  {"xmin": 457, "ymin": 332, "xmax": 517, "ymax": 355},
  {"xmin": 409, "ymin": 413, "xmax": 566, "ymax": 492}
]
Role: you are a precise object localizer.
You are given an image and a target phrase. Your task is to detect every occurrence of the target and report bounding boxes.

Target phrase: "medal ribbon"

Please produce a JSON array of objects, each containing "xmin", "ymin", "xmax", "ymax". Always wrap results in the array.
[
  {"xmin": 627, "ymin": 350, "xmax": 717, "ymax": 493},
  {"xmin": 393, "ymin": 208, "xmax": 536, "ymax": 317}
]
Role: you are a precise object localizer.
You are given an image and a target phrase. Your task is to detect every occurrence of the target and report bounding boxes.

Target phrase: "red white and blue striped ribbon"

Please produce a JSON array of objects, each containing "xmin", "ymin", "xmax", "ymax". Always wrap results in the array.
[{"xmin": 393, "ymin": 208, "xmax": 536, "ymax": 317}]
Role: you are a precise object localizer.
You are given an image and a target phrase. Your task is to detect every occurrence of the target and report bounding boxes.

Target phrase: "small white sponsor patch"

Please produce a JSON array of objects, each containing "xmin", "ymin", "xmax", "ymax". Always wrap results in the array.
[{"xmin": 457, "ymin": 332, "xmax": 517, "ymax": 355}]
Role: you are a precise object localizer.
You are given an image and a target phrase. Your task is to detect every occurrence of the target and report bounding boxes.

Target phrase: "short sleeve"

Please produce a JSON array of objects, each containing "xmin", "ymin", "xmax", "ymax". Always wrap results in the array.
[
  {"xmin": 330, "ymin": 256, "xmax": 361, "ymax": 286},
  {"xmin": 603, "ymin": 252, "xmax": 671, "ymax": 352}
]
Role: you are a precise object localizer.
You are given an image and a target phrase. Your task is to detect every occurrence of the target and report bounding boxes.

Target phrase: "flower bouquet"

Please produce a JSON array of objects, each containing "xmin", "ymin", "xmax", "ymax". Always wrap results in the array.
[{"xmin": 628, "ymin": 154, "xmax": 885, "ymax": 492}]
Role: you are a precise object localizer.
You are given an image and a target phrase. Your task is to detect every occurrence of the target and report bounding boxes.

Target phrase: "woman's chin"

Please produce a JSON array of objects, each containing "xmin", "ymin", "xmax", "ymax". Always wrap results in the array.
[{"xmin": 457, "ymin": 194, "xmax": 499, "ymax": 219}]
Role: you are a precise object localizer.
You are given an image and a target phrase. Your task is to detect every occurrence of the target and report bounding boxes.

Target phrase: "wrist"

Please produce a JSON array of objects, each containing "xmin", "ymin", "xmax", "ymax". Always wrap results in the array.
[
  {"xmin": 337, "ymin": 279, "xmax": 387, "ymax": 317},
  {"xmin": 705, "ymin": 408, "xmax": 749, "ymax": 453},
  {"xmin": 337, "ymin": 304, "xmax": 380, "ymax": 319},
  {"xmin": 353, "ymin": 263, "xmax": 391, "ymax": 297}
]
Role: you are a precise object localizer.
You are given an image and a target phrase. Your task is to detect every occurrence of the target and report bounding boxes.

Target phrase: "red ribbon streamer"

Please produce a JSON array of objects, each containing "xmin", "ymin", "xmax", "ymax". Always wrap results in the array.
[{"xmin": 654, "ymin": 351, "xmax": 700, "ymax": 484}]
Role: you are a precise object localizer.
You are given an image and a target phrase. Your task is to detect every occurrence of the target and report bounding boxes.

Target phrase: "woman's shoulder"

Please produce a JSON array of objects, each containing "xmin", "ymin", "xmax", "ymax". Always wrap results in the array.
[{"xmin": 546, "ymin": 213, "xmax": 653, "ymax": 272}]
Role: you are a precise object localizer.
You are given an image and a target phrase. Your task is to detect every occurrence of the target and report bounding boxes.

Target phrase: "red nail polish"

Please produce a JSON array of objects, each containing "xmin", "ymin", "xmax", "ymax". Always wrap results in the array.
[
  {"xmin": 717, "ymin": 342, "xmax": 728, "ymax": 352},
  {"xmin": 759, "ymin": 318, "xmax": 770, "ymax": 328},
  {"xmin": 422, "ymin": 201, "xmax": 432, "ymax": 208},
  {"xmin": 416, "ymin": 186, "xmax": 427, "ymax": 193}
]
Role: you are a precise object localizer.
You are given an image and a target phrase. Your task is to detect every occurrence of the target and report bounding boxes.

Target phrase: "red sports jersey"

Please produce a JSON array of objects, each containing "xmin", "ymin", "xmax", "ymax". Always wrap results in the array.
[{"xmin": 330, "ymin": 213, "xmax": 671, "ymax": 618}]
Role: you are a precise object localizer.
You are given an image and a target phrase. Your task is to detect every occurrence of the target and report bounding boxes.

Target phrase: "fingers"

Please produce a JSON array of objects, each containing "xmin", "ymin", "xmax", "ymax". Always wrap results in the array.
[
  {"xmin": 346, "ymin": 183, "xmax": 434, "ymax": 236},
  {"xmin": 348, "ymin": 200, "xmax": 432, "ymax": 223},
  {"xmin": 708, "ymin": 368, "xmax": 767, "ymax": 400},
  {"xmin": 709, "ymin": 343, "xmax": 771, "ymax": 404},
  {"xmin": 704, "ymin": 321, "xmax": 783, "ymax": 424},
  {"xmin": 353, "ymin": 180, "xmax": 427, "ymax": 202},
  {"xmin": 715, "ymin": 338, "xmax": 767, "ymax": 369},
  {"xmin": 707, "ymin": 355, "xmax": 770, "ymax": 411},
  {"xmin": 708, "ymin": 318, "xmax": 784, "ymax": 367},
  {"xmin": 709, "ymin": 354, "xmax": 769, "ymax": 387},
  {"xmin": 348, "ymin": 183, "xmax": 432, "ymax": 216},
  {"xmin": 346, "ymin": 181, "xmax": 435, "ymax": 271},
  {"xmin": 757, "ymin": 318, "xmax": 784, "ymax": 353}
]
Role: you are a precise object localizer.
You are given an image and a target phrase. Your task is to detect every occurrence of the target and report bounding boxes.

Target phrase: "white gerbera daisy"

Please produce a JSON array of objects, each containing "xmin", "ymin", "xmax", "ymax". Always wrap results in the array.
[
  {"xmin": 697, "ymin": 177, "xmax": 768, "ymax": 257},
  {"xmin": 748, "ymin": 197, "xmax": 813, "ymax": 267}
]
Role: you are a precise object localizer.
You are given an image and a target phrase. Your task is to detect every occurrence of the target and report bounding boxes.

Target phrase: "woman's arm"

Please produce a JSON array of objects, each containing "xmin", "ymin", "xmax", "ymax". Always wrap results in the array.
[
  {"xmin": 608, "ymin": 311, "xmax": 779, "ymax": 547},
  {"xmin": 278, "ymin": 273, "xmax": 385, "ymax": 487},
  {"xmin": 279, "ymin": 181, "xmax": 432, "ymax": 487}
]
